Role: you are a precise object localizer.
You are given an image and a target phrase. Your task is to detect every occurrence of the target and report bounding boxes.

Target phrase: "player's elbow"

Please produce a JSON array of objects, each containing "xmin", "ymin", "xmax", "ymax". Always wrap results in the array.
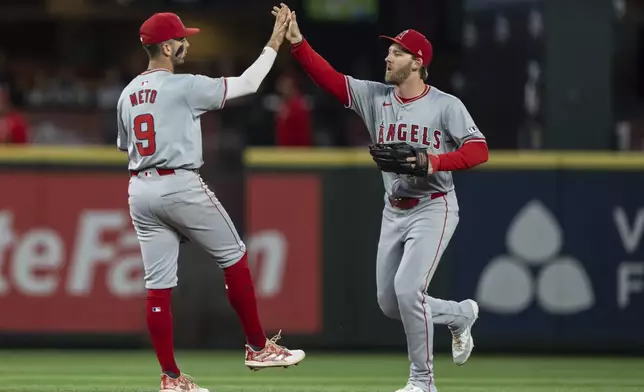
[
  {"xmin": 226, "ymin": 77, "xmax": 261, "ymax": 100},
  {"xmin": 474, "ymin": 142, "xmax": 489, "ymax": 167},
  {"xmin": 461, "ymin": 140, "xmax": 489, "ymax": 169},
  {"xmin": 233, "ymin": 81, "xmax": 258, "ymax": 98},
  {"xmin": 480, "ymin": 144, "xmax": 489, "ymax": 163},
  {"xmin": 242, "ymin": 77, "xmax": 261, "ymax": 94}
]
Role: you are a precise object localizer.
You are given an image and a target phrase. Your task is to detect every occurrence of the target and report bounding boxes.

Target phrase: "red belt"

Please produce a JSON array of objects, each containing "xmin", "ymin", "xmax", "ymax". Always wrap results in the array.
[
  {"xmin": 130, "ymin": 168, "xmax": 176, "ymax": 177},
  {"xmin": 388, "ymin": 192, "xmax": 446, "ymax": 210}
]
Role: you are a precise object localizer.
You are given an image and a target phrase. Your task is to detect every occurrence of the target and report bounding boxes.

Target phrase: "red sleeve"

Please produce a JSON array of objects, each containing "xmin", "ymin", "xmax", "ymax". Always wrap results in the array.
[
  {"xmin": 290, "ymin": 39, "xmax": 349, "ymax": 106},
  {"xmin": 276, "ymin": 100, "xmax": 312, "ymax": 146},
  {"xmin": 291, "ymin": 101, "xmax": 311, "ymax": 133},
  {"xmin": 429, "ymin": 139, "xmax": 489, "ymax": 172},
  {"xmin": 9, "ymin": 114, "xmax": 29, "ymax": 144}
]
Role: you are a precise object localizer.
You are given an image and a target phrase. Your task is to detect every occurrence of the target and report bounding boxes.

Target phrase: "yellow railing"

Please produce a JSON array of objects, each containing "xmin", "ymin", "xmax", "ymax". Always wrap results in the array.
[
  {"xmin": 244, "ymin": 147, "xmax": 644, "ymax": 170},
  {"xmin": 0, "ymin": 145, "xmax": 125, "ymax": 164},
  {"xmin": 0, "ymin": 145, "xmax": 643, "ymax": 170}
]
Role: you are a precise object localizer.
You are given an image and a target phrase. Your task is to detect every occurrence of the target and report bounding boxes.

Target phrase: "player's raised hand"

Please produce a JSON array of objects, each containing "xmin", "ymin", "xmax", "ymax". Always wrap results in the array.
[
  {"xmin": 286, "ymin": 9, "xmax": 303, "ymax": 44},
  {"xmin": 272, "ymin": 4, "xmax": 302, "ymax": 44},
  {"xmin": 267, "ymin": 3, "xmax": 291, "ymax": 51}
]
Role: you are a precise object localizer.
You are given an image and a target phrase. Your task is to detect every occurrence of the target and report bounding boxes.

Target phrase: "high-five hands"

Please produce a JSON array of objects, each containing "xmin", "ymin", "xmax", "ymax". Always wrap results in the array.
[
  {"xmin": 267, "ymin": 3, "xmax": 291, "ymax": 51},
  {"xmin": 271, "ymin": 3, "xmax": 303, "ymax": 44}
]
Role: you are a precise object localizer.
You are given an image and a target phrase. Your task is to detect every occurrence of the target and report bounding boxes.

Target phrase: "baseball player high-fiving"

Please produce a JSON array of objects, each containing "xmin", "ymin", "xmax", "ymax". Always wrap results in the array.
[
  {"xmin": 117, "ymin": 9, "xmax": 305, "ymax": 392},
  {"xmin": 274, "ymin": 4, "xmax": 489, "ymax": 392}
]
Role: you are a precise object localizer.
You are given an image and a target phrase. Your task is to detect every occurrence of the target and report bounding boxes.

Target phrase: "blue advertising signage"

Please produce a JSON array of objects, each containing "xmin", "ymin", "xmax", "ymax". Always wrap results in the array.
[{"xmin": 450, "ymin": 170, "xmax": 644, "ymax": 349}]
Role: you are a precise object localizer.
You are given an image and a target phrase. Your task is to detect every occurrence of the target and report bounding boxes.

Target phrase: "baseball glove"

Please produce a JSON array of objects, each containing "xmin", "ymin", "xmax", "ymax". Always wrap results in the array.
[{"xmin": 368, "ymin": 142, "xmax": 430, "ymax": 177}]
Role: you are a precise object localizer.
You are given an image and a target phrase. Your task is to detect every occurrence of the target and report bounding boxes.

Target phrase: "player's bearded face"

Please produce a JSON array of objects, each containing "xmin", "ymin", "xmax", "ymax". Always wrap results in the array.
[
  {"xmin": 168, "ymin": 39, "xmax": 188, "ymax": 65},
  {"xmin": 385, "ymin": 58, "xmax": 414, "ymax": 85}
]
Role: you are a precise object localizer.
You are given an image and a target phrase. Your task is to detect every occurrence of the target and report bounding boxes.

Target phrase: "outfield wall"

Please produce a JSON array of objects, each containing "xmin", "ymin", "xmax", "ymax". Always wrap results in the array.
[{"xmin": 1, "ymin": 146, "xmax": 643, "ymax": 353}]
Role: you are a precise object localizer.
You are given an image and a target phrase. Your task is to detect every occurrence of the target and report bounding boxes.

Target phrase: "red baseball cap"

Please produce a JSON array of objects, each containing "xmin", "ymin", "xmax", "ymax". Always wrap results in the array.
[
  {"xmin": 139, "ymin": 12, "xmax": 200, "ymax": 45},
  {"xmin": 380, "ymin": 29, "xmax": 433, "ymax": 67}
]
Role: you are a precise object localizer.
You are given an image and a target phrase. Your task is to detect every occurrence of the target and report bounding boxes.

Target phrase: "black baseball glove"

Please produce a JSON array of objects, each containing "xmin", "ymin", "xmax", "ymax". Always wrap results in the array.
[{"xmin": 368, "ymin": 142, "xmax": 430, "ymax": 177}]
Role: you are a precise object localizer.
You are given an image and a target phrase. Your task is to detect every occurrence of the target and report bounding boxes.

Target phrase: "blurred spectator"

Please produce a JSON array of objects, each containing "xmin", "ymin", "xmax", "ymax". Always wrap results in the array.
[
  {"xmin": 98, "ymin": 68, "xmax": 125, "ymax": 145},
  {"xmin": 51, "ymin": 66, "xmax": 92, "ymax": 108},
  {"xmin": 273, "ymin": 72, "xmax": 312, "ymax": 147},
  {"xmin": 26, "ymin": 67, "xmax": 91, "ymax": 109},
  {"xmin": 343, "ymin": 114, "xmax": 371, "ymax": 146},
  {"xmin": 97, "ymin": 67, "xmax": 125, "ymax": 111},
  {"xmin": 0, "ymin": 52, "xmax": 10, "ymax": 89},
  {"xmin": 0, "ymin": 51, "xmax": 21, "ymax": 107},
  {"xmin": 25, "ymin": 69, "xmax": 55, "ymax": 108},
  {"xmin": 0, "ymin": 89, "xmax": 29, "ymax": 144}
]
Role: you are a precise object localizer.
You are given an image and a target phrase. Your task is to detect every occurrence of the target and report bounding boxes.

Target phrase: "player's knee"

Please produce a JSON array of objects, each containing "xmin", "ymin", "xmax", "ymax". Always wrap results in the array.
[
  {"xmin": 394, "ymin": 283, "xmax": 421, "ymax": 311},
  {"xmin": 377, "ymin": 290, "xmax": 400, "ymax": 319},
  {"xmin": 144, "ymin": 276, "xmax": 177, "ymax": 290},
  {"xmin": 144, "ymin": 265, "xmax": 178, "ymax": 289},
  {"xmin": 216, "ymin": 247, "xmax": 247, "ymax": 269},
  {"xmin": 222, "ymin": 252, "xmax": 250, "ymax": 277}
]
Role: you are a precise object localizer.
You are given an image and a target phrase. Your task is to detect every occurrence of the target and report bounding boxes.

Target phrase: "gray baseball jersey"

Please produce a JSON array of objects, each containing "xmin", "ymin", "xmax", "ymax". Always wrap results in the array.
[
  {"xmin": 117, "ymin": 69, "xmax": 227, "ymax": 171},
  {"xmin": 345, "ymin": 77, "xmax": 481, "ymax": 392},
  {"xmin": 117, "ymin": 69, "xmax": 245, "ymax": 290},
  {"xmin": 345, "ymin": 77, "xmax": 486, "ymax": 198}
]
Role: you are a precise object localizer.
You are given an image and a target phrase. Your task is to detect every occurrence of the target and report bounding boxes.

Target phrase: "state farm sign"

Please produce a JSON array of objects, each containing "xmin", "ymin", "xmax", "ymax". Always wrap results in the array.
[{"xmin": 0, "ymin": 173, "xmax": 145, "ymax": 333}]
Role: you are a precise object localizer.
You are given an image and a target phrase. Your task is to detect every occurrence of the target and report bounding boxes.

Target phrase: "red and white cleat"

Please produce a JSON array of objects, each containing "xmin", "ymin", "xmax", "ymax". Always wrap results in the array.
[
  {"xmin": 159, "ymin": 373, "xmax": 209, "ymax": 392},
  {"xmin": 244, "ymin": 330, "xmax": 306, "ymax": 371}
]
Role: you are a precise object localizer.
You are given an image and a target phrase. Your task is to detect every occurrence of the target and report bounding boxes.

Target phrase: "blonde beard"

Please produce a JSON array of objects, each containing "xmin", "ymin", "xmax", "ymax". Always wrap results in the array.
[{"xmin": 385, "ymin": 61, "xmax": 414, "ymax": 85}]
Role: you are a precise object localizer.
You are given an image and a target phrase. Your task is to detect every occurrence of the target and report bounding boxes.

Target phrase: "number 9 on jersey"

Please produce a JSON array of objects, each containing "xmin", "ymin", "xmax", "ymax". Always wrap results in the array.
[{"xmin": 134, "ymin": 113, "xmax": 157, "ymax": 156}]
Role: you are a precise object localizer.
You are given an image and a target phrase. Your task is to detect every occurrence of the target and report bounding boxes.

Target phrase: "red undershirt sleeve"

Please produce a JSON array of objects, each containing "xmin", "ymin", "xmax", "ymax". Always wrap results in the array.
[
  {"xmin": 432, "ymin": 139, "xmax": 489, "ymax": 171},
  {"xmin": 290, "ymin": 39, "xmax": 349, "ymax": 106}
]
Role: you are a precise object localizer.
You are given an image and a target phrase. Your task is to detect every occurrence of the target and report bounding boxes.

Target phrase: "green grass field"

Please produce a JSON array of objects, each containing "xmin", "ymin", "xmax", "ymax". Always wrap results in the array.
[{"xmin": 0, "ymin": 350, "xmax": 642, "ymax": 392}]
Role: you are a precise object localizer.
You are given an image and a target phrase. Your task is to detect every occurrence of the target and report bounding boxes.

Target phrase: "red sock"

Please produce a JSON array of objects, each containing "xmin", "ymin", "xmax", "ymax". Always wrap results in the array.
[
  {"xmin": 146, "ymin": 288, "xmax": 180, "ymax": 375},
  {"xmin": 224, "ymin": 253, "xmax": 267, "ymax": 348}
]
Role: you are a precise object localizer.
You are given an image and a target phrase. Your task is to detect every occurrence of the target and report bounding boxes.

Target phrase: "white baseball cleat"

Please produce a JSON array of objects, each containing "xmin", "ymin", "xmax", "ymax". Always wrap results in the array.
[
  {"xmin": 451, "ymin": 299, "xmax": 479, "ymax": 365},
  {"xmin": 394, "ymin": 383, "xmax": 425, "ymax": 392},
  {"xmin": 244, "ymin": 330, "xmax": 306, "ymax": 370},
  {"xmin": 159, "ymin": 373, "xmax": 209, "ymax": 392}
]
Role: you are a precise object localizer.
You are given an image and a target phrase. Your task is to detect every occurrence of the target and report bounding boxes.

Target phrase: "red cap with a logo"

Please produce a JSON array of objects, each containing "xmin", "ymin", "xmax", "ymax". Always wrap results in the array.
[
  {"xmin": 380, "ymin": 29, "xmax": 433, "ymax": 67},
  {"xmin": 139, "ymin": 12, "xmax": 200, "ymax": 45}
]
